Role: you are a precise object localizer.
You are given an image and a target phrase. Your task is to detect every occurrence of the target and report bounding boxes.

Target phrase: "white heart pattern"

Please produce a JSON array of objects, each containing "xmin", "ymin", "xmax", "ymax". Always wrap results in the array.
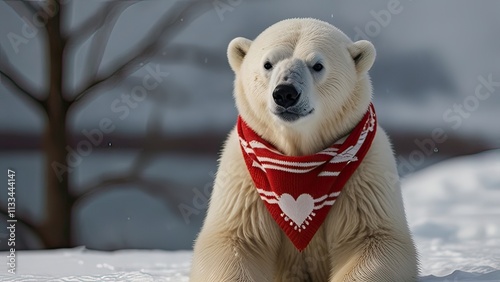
[{"xmin": 278, "ymin": 193, "xmax": 314, "ymax": 226}]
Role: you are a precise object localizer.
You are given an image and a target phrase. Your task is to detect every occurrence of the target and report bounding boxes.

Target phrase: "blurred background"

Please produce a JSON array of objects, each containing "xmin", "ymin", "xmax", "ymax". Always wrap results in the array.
[{"xmin": 0, "ymin": 0, "xmax": 498, "ymax": 251}]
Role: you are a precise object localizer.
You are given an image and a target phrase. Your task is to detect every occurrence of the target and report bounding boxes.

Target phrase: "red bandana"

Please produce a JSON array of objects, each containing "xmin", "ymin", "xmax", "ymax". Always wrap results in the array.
[{"xmin": 237, "ymin": 103, "xmax": 377, "ymax": 251}]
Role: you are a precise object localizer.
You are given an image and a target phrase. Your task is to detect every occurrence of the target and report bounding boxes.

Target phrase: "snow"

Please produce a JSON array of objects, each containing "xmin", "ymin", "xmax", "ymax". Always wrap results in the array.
[
  {"xmin": 1, "ymin": 150, "xmax": 499, "ymax": 281},
  {"xmin": 0, "ymin": 248, "xmax": 192, "ymax": 281},
  {"xmin": 403, "ymin": 149, "xmax": 500, "ymax": 280}
]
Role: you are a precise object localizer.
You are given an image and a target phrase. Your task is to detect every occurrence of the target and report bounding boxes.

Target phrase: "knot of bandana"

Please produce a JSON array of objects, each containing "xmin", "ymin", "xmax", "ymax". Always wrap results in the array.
[{"xmin": 237, "ymin": 103, "xmax": 377, "ymax": 251}]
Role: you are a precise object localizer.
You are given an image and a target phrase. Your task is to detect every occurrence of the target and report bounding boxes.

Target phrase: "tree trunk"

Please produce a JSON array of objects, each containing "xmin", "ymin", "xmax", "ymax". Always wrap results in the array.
[{"xmin": 39, "ymin": 0, "xmax": 72, "ymax": 248}]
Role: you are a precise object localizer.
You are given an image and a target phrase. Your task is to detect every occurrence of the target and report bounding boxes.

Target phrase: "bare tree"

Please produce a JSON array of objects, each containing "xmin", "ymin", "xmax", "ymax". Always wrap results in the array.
[{"xmin": 0, "ymin": 0, "xmax": 217, "ymax": 249}]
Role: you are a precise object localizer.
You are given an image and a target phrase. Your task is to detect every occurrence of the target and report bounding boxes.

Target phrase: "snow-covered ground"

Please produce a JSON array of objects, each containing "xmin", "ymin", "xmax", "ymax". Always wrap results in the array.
[
  {"xmin": 403, "ymin": 149, "xmax": 500, "ymax": 281},
  {"xmin": 0, "ymin": 150, "xmax": 498, "ymax": 281}
]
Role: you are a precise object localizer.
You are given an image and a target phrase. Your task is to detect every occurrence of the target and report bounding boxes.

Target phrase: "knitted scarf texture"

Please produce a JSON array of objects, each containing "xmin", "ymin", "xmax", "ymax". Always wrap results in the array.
[{"xmin": 237, "ymin": 103, "xmax": 377, "ymax": 251}]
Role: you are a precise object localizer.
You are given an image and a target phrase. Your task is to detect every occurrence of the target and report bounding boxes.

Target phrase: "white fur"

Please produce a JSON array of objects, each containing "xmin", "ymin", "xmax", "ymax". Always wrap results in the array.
[{"xmin": 191, "ymin": 18, "xmax": 418, "ymax": 281}]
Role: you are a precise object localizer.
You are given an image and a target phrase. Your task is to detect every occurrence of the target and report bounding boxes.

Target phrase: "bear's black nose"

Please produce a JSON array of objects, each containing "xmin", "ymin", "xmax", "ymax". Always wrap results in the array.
[{"xmin": 273, "ymin": 84, "xmax": 300, "ymax": 108}]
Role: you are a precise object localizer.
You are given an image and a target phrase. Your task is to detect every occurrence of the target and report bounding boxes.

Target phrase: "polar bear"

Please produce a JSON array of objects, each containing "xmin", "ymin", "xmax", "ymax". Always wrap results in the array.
[{"xmin": 191, "ymin": 18, "xmax": 418, "ymax": 281}]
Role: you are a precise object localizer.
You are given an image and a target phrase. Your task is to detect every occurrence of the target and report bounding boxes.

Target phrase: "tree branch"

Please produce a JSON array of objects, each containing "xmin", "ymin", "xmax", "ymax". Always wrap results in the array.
[
  {"xmin": 65, "ymin": 0, "xmax": 138, "ymax": 46},
  {"xmin": 23, "ymin": 0, "xmax": 40, "ymax": 13},
  {"xmin": 82, "ymin": 1, "xmax": 134, "ymax": 90},
  {"xmin": 4, "ymin": 0, "xmax": 39, "ymax": 21},
  {"xmin": 155, "ymin": 43, "xmax": 228, "ymax": 70},
  {"xmin": 69, "ymin": 0, "xmax": 211, "ymax": 106},
  {"xmin": 129, "ymin": 98, "xmax": 166, "ymax": 173},
  {"xmin": 73, "ymin": 175, "xmax": 186, "ymax": 212},
  {"xmin": 0, "ymin": 49, "xmax": 46, "ymax": 110}
]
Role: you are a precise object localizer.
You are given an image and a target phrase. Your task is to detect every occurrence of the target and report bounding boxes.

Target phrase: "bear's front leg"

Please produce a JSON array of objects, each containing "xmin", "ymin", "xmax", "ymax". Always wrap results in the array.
[
  {"xmin": 328, "ymin": 230, "xmax": 418, "ymax": 282},
  {"xmin": 191, "ymin": 229, "xmax": 280, "ymax": 282},
  {"xmin": 190, "ymin": 192, "xmax": 281, "ymax": 282},
  {"xmin": 191, "ymin": 130, "xmax": 282, "ymax": 282}
]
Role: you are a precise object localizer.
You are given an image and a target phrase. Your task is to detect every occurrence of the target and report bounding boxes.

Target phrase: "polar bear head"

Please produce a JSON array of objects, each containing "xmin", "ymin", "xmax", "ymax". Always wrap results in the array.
[{"xmin": 228, "ymin": 18, "xmax": 376, "ymax": 155}]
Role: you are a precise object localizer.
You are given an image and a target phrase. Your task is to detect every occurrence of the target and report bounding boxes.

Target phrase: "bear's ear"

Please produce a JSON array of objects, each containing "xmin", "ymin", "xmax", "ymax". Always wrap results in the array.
[
  {"xmin": 348, "ymin": 40, "xmax": 376, "ymax": 74},
  {"xmin": 227, "ymin": 37, "xmax": 252, "ymax": 72}
]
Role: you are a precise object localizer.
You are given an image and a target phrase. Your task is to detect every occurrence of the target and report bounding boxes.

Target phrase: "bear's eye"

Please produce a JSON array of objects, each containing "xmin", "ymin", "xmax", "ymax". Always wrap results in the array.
[
  {"xmin": 264, "ymin": 62, "xmax": 273, "ymax": 70},
  {"xmin": 312, "ymin": 63, "xmax": 324, "ymax": 72}
]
